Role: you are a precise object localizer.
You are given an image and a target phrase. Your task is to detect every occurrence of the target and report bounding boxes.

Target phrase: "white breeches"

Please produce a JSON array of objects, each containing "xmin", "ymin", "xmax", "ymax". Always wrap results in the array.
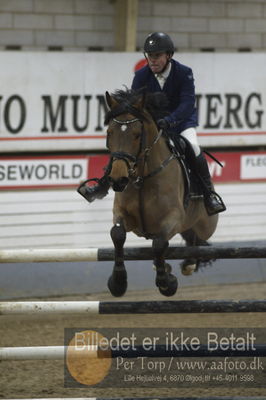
[{"xmin": 180, "ymin": 127, "xmax": 201, "ymax": 157}]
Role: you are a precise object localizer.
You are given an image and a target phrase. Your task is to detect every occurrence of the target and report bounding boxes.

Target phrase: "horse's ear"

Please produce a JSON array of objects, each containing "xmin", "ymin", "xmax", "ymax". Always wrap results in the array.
[
  {"xmin": 135, "ymin": 92, "xmax": 146, "ymax": 110},
  {"xmin": 105, "ymin": 91, "xmax": 118, "ymax": 109}
]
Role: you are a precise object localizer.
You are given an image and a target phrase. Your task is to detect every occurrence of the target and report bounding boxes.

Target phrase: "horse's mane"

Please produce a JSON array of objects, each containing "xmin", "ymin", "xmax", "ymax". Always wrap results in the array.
[{"xmin": 105, "ymin": 87, "xmax": 169, "ymax": 124}]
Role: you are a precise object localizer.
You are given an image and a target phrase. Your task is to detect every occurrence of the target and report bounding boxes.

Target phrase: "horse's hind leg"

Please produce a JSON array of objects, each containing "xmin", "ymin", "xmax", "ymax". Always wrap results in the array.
[
  {"xmin": 153, "ymin": 238, "xmax": 178, "ymax": 297},
  {"xmin": 108, "ymin": 222, "xmax": 127, "ymax": 297},
  {"xmin": 180, "ymin": 229, "xmax": 209, "ymax": 275}
]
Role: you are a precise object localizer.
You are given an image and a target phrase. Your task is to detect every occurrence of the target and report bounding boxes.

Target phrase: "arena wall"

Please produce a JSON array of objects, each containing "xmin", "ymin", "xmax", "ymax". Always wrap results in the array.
[{"xmin": 0, "ymin": 0, "xmax": 266, "ymax": 52}]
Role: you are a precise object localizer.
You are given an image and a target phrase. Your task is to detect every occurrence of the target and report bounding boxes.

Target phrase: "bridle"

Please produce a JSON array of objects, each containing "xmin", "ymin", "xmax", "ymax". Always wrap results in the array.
[
  {"xmin": 108, "ymin": 117, "xmax": 142, "ymax": 176},
  {"xmin": 107, "ymin": 114, "xmax": 174, "ymax": 188},
  {"xmin": 106, "ymin": 108, "xmax": 177, "ymax": 239}
]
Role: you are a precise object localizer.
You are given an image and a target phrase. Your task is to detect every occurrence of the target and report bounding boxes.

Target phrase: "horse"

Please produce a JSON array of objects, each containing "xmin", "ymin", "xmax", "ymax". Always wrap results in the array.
[{"xmin": 104, "ymin": 88, "xmax": 218, "ymax": 297}]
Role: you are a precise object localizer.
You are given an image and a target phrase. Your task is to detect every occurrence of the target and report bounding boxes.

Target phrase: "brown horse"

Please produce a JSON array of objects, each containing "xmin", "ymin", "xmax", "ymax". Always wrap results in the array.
[{"xmin": 104, "ymin": 88, "xmax": 218, "ymax": 297}]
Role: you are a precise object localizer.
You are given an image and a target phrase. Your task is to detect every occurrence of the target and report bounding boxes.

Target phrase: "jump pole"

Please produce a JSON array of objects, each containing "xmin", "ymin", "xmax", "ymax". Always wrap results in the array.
[
  {"xmin": 0, "ymin": 346, "xmax": 97, "ymax": 361},
  {"xmin": 1, "ymin": 300, "xmax": 266, "ymax": 315},
  {"xmin": 3, "ymin": 397, "xmax": 266, "ymax": 400},
  {"xmin": 1, "ymin": 344, "xmax": 266, "ymax": 360},
  {"xmin": 0, "ymin": 246, "xmax": 266, "ymax": 263}
]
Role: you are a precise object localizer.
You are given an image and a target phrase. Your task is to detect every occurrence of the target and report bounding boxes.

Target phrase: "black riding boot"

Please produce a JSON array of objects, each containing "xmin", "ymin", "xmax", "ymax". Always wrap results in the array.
[{"xmin": 194, "ymin": 152, "xmax": 226, "ymax": 215}]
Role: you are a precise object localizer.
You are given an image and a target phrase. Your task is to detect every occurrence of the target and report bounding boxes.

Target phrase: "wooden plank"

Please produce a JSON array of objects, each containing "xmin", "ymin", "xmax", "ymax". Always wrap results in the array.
[
  {"xmin": 0, "ymin": 189, "xmax": 80, "ymax": 203},
  {"xmin": 2, "ymin": 215, "xmax": 265, "ymax": 239},
  {"xmin": 0, "ymin": 233, "xmax": 112, "ymax": 249},
  {"xmin": 114, "ymin": 0, "xmax": 138, "ymax": 51},
  {"xmin": 0, "ymin": 210, "xmax": 112, "ymax": 226},
  {"xmin": 218, "ymin": 182, "xmax": 266, "ymax": 194},
  {"xmin": 0, "ymin": 183, "xmax": 265, "ymax": 249},
  {"xmin": 221, "ymin": 204, "xmax": 266, "ymax": 214},
  {"xmin": 0, "ymin": 201, "xmax": 110, "ymax": 215},
  {"xmin": 0, "ymin": 190, "xmax": 113, "ymax": 204},
  {"xmin": 0, "ymin": 221, "xmax": 113, "ymax": 238}
]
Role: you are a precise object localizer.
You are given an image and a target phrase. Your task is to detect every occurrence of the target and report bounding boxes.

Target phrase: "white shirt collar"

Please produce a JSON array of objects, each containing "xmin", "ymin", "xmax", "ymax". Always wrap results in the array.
[
  {"xmin": 155, "ymin": 62, "xmax": 172, "ymax": 88},
  {"xmin": 160, "ymin": 61, "xmax": 172, "ymax": 79}
]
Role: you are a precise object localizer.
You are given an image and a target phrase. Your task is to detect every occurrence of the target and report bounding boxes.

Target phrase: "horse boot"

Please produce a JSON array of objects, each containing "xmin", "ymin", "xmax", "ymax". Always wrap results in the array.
[{"xmin": 193, "ymin": 152, "xmax": 226, "ymax": 216}]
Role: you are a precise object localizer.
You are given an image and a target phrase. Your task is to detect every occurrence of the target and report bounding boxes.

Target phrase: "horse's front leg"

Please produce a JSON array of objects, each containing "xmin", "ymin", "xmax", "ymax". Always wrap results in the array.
[
  {"xmin": 108, "ymin": 221, "xmax": 127, "ymax": 297},
  {"xmin": 152, "ymin": 238, "xmax": 178, "ymax": 297}
]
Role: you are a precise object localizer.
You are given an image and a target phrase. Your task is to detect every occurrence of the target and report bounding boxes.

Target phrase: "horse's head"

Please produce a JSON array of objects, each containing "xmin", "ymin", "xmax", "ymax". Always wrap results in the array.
[
  {"xmin": 105, "ymin": 88, "xmax": 169, "ymax": 192},
  {"xmin": 105, "ymin": 90, "xmax": 150, "ymax": 192}
]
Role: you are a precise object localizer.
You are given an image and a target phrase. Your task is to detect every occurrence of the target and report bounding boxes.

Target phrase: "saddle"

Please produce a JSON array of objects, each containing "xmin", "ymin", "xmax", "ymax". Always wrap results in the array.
[
  {"xmin": 167, "ymin": 134, "xmax": 225, "ymax": 210},
  {"xmin": 166, "ymin": 135, "xmax": 204, "ymax": 207}
]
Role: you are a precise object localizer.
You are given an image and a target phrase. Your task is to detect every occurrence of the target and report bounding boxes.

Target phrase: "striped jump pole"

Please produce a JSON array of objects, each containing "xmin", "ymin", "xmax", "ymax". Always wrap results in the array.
[
  {"xmin": 0, "ymin": 246, "xmax": 266, "ymax": 263},
  {"xmin": 1, "ymin": 300, "xmax": 266, "ymax": 315},
  {"xmin": 1, "ymin": 344, "xmax": 266, "ymax": 361}
]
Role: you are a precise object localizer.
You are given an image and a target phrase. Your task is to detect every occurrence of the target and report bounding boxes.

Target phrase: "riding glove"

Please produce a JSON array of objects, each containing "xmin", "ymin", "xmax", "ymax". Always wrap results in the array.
[{"xmin": 157, "ymin": 119, "xmax": 169, "ymax": 130}]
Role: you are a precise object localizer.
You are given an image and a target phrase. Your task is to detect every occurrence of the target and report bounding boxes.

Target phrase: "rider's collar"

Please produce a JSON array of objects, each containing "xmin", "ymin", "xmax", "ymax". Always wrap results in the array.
[{"xmin": 155, "ymin": 60, "xmax": 172, "ymax": 79}]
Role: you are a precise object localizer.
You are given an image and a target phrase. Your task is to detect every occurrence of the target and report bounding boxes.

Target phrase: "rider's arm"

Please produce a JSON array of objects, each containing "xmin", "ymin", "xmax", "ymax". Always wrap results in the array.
[{"xmin": 165, "ymin": 67, "xmax": 196, "ymax": 128}]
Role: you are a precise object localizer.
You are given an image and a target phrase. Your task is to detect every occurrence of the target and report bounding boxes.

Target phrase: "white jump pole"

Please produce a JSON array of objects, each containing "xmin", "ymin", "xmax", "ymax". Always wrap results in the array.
[
  {"xmin": 0, "ymin": 346, "xmax": 99, "ymax": 361},
  {"xmin": 0, "ymin": 248, "xmax": 98, "ymax": 263},
  {"xmin": 0, "ymin": 301, "xmax": 100, "ymax": 315}
]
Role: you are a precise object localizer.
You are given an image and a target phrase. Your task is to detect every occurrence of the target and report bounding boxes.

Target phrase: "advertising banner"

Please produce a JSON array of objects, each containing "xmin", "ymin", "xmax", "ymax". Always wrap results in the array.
[
  {"xmin": 0, "ymin": 52, "xmax": 265, "ymax": 152},
  {"xmin": 0, "ymin": 152, "xmax": 265, "ymax": 189}
]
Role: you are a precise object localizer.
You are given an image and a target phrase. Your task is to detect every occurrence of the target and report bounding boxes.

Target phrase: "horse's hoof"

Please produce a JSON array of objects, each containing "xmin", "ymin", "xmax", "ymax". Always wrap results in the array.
[
  {"xmin": 165, "ymin": 262, "xmax": 172, "ymax": 273},
  {"xmin": 153, "ymin": 263, "xmax": 171, "ymax": 272},
  {"xmin": 108, "ymin": 275, "xmax": 127, "ymax": 297},
  {"xmin": 181, "ymin": 259, "xmax": 197, "ymax": 276},
  {"xmin": 158, "ymin": 274, "xmax": 178, "ymax": 297}
]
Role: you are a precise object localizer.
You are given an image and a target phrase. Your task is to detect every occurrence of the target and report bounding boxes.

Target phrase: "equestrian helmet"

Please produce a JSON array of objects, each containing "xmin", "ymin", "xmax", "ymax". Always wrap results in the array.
[{"xmin": 144, "ymin": 32, "xmax": 175, "ymax": 54}]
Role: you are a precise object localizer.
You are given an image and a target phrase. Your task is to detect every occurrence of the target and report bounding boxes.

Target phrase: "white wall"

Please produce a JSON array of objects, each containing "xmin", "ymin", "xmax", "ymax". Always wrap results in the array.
[
  {"xmin": 0, "ymin": 182, "xmax": 265, "ymax": 249},
  {"xmin": 0, "ymin": 0, "xmax": 266, "ymax": 51}
]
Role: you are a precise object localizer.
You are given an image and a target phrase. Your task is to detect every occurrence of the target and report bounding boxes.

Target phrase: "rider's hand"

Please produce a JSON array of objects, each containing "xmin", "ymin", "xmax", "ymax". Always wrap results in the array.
[{"xmin": 157, "ymin": 118, "xmax": 169, "ymax": 130}]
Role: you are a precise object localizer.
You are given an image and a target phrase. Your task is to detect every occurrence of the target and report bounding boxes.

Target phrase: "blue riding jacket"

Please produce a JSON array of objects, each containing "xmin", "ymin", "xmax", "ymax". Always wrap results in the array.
[{"xmin": 131, "ymin": 59, "xmax": 198, "ymax": 134}]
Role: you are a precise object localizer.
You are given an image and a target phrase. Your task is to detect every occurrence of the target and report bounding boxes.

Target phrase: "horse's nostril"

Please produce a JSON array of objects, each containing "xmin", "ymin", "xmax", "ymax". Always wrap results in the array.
[
  {"xmin": 119, "ymin": 177, "xmax": 129, "ymax": 187},
  {"xmin": 111, "ymin": 176, "xmax": 129, "ymax": 192}
]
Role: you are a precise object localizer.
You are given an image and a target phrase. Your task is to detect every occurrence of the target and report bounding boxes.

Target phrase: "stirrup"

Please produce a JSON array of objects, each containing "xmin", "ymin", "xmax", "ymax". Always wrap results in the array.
[
  {"xmin": 204, "ymin": 191, "xmax": 226, "ymax": 216},
  {"xmin": 77, "ymin": 176, "xmax": 110, "ymax": 203}
]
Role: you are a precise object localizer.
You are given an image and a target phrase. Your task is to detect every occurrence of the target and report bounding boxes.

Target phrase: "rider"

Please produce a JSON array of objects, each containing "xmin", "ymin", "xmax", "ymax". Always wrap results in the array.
[{"xmin": 131, "ymin": 32, "xmax": 225, "ymax": 216}]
